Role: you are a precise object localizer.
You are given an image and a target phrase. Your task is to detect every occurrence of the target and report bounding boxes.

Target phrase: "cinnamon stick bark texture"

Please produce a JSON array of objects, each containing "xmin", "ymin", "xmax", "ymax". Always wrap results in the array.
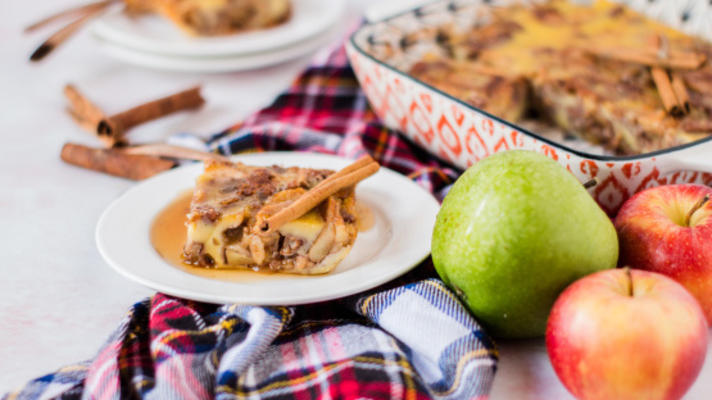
[
  {"xmin": 261, "ymin": 156, "xmax": 380, "ymax": 233},
  {"xmin": 97, "ymin": 86, "xmax": 205, "ymax": 146},
  {"xmin": 64, "ymin": 84, "xmax": 107, "ymax": 138},
  {"xmin": 587, "ymin": 47, "xmax": 706, "ymax": 70},
  {"xmin": 60, "ymin": 142, "xmax": 176, "ymax": 180},
  {"xmin": 651, "ymin": 67, "xmax": 683, "ymax": 117},
  {"xmin": 671, "ymin": 74, "xmax": 691, "ymax": 113},
  {"xmin": 29, "ymin": 5, "xmax": 110, "ymax": 62}
]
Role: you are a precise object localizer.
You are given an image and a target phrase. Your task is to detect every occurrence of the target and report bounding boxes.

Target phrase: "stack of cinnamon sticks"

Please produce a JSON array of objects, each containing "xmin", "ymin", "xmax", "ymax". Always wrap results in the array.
[
  {"xmin": 648, "ymin": 35, "xmax": 693, "ymax": 117},
  {"xmin": 588, "ymin": 34, "xmax": 703, "ymax": 117},
  {"xmin": 260, "ymin": 155, "xmax": 380, "ymax": 234},
  {"xmin": 651, "ymin": 68, "xmax": 690, "ymax": 117},
  {"xmin": 61, "ymin": 84, "xmax": 229, "ymax": 180}
]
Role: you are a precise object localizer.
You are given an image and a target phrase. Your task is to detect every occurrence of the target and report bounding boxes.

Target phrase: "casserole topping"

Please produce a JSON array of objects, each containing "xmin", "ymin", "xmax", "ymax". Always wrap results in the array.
[
  {"xmin": 183, "ymin": 160, "xmax": 359, "ymax": 275},
  {"xmin": 125, "ymin": 0, "xmax": 291, "ymax": 36},
  {"xmin": 406, "ymin": 0, "xmax": 712, "ymax": 155}
]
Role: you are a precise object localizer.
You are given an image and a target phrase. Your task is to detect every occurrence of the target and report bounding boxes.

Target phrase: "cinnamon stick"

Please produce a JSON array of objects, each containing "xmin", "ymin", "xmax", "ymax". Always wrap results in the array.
[
  {"xmin": 671, "ymin": 73, "xmax": 691, "ymax": 113},
  {"xmin": 648, "ymin": 34, "xmax": 668, "ymax": 60},
  {"xmin": 64, "ymin": 84, "xmax": 107, "ymax": 138},
  {"xmin": 122, "ymin": 143, "xmax": 231, "ymax": 162},
  {"xmin": 260, "ymin": 157, "xmax": 380, "ymax": 233},
  {"xmin": 587, "ymin": 47, "xmax": 706, "ymax": 70},
  {"xmin": 96, "ymin": 86, "xmax": 205, "ymax": 146},
  {"xmin": 61, "ymin": 142, "xmax": 176, "ymax": 180},
  {"xmin": 29, "ymin": 5, "xmax": 108, "ymax": 62},
  {"xmin": 647, "ymin": 34, "xmax": 687, "ymax": 116},
  {"xmin": 311, "ymin": 155, "xmax": 376, "ymax": 189},
  {"xmin": 24, "ymin": 0, "xmax": 117, "ymax": 33},
  {"xmin": 651, "ymin": 67, "xmax": 683, "ymax": 117}
]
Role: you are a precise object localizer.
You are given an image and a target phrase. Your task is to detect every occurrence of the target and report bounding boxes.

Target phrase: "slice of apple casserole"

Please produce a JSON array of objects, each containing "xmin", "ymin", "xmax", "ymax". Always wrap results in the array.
[
  {"xmin": 183, "ymin": 157, "xmax": 377, "ymax": 275},
  {"xmin": 125, "ymin": 0, "xmax": 291, "ymax": 36}
]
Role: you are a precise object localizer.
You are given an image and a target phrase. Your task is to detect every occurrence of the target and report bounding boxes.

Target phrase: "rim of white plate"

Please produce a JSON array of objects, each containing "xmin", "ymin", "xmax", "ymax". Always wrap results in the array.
[{"xmin": 95, "ymin": 152, "xmax": 440, "ymax": 305}]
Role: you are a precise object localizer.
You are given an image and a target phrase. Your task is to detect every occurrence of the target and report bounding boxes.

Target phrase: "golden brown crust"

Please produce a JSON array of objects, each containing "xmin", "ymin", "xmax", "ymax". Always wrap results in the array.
[
  {"xmin": 183, "ymin": 161, "xmax": 357, "ymax": 275},
  {"xmin": 125, "ymin": 0, "xmax": 291, "ymax": 36},
  {"xmin": 407, "ymin": 0, "xmax": 712, "ymax": 155}
]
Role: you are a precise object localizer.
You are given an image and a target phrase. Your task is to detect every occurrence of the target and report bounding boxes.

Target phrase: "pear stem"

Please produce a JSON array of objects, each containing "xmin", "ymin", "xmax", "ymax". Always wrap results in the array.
[
  {"xmin": 582, "ymin": 178, "xmax": 598, "ymax": 189},
  {"xmin": 624, "ymin": 267, "xmax": 633, "ymax": 297},
  {"xmin": 685, "ymin": 194, "xmax": 710, "ymax": 227}
]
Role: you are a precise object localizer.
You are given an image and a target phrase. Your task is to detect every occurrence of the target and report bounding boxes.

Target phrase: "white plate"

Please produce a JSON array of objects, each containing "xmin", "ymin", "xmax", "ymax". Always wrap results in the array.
[
  {"xmin": 93, "ymin": 25, "xmax": 336, "ymax": 73},
  {"xmin": 90, "ymin": 0, "xmax": 345, "ymax": 57},
  {"xmin": 96, "ymin": 152, "xmax": 440, "ymax": 305}
]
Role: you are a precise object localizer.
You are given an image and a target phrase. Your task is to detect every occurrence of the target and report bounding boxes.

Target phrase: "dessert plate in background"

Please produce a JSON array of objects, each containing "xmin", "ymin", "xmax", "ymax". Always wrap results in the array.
[
  {"xmin": 93, "ymin": 25, "xmax": 337, "ymax": 73},
  {"xmin": 96, "ymin": 152, "xmax": 439, "ymax": 305},
  {"xmin": 90, "ymin": 0, "xmax": 345, "ymax": 57}
]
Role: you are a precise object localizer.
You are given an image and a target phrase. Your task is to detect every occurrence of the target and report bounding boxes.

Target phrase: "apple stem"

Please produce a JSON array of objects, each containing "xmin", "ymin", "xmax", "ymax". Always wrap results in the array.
[
  {"xmin": 685, "ymin": 194, "xmax": 710, "ymax": 227},
  {"xmin": 624, "ymin": 267, "xmax": 633, "ymax": 297},
  {"xmin": 582, "ymin": 178, "xmax": 598, "ymax": 189}
]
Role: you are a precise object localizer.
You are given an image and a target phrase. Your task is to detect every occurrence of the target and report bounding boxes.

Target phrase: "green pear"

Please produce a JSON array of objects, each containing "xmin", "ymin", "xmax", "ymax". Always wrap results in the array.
[{"xmin": 432, "ymin": 150, "xmax": 618, "ymax": 338}]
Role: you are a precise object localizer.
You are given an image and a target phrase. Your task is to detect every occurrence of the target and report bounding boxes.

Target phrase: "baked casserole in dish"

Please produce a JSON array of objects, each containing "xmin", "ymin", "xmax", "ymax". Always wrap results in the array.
[{"xmin": 347, "ymin": 0, "xmax": 712, "ymax": 213}]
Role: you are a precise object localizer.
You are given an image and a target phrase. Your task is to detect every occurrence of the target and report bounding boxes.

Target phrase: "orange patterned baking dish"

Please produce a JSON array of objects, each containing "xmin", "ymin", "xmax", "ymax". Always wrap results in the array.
[{"xmin": 346, "ymin": 0, "xmax": 712, "ymax": 214}]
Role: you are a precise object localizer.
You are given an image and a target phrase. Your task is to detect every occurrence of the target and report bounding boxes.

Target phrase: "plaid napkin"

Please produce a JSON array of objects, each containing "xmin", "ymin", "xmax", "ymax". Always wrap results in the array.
[{"xmin": 4, "ymin": 42, "xmax": 497, "ymax": 400}]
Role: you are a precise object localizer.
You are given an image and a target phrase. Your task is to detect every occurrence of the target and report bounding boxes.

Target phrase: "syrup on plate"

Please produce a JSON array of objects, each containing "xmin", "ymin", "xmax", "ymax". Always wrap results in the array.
[{"xmin": 150, "ymin": 190, "xmax": 374, "ymax": 282}]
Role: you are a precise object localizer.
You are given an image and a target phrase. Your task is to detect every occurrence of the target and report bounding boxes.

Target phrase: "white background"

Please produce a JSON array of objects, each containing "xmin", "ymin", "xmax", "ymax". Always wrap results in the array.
[{"xmin": 1, "ymin": 1, "xmax": 711, "ymax": 398}]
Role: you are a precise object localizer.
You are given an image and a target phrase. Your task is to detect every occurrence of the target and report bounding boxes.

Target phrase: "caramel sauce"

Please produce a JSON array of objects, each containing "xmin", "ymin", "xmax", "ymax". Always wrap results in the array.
[
  {"xmin": 477, "ymin": 0, "xmax": 691, "ymax": 78},
  {"xmin": 151, "ymin": 190, "xmax": 193, "ymax": 267},
  {"xmin": 150, "ymin": 189, "xmax": 374, "ymax": 282},
  {"xmin": 356, "ymin": 200, "xmax": 374, "ymax": 232}
]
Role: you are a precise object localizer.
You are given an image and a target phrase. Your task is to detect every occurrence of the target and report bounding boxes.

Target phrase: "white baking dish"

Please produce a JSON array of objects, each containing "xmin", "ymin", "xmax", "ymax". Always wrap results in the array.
[{"xmin": 347, "ymin": 0, "xmax": 712, "ymax": 214}]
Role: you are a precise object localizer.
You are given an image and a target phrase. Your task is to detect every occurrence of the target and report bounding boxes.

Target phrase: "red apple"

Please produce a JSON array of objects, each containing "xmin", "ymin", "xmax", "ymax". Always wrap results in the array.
[
  {"xmin": 547, "ymin": 268, "xmax": 707, "ymax": 400},
  {"xmin": 614, "ymin": 183, "xmax": 712, "ymax": 323}
]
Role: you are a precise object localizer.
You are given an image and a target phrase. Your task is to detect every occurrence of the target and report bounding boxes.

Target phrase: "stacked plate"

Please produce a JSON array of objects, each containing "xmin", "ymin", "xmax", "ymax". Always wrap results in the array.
[{"xmin": 90, "ymin": 0, "xmax": 345, "ymax": 72}]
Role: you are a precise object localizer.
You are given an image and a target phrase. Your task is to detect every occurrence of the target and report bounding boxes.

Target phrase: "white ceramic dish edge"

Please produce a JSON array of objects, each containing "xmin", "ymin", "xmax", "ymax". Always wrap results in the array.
[{"xmin": 346, "ymin": 0, "xmax": 712, "ymax": 215}]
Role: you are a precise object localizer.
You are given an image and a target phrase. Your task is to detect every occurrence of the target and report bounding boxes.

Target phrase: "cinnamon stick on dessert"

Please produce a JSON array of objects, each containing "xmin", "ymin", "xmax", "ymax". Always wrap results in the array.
[
  {"xmin": 60, "ymin": 142, "xmax": 176, "ymax": 180},
  {"xmin": 587, "ymin": 47, "xmax": 706, "ymax": 70},
  {"xmin": 651, "ymin": 67, "xmax": 684, "ymax": 117},
  {"xmin": 671, "ymin": 73, "xmax": 691, "ymax": 113},
  {"xmin": 647, "ymin": 35, "xmax": 689, "ymax": 117},
  {"xmin": 97, "ymin": 86, "xmax": 205, "ymax": 146},
  {"xmin": 260, "ymin": 155, "xmax": 379, "ymax": 233}
]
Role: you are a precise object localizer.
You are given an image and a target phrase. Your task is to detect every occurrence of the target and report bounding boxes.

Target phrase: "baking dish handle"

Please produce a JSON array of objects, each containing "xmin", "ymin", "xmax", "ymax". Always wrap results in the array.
[{"xmin": 661, "ymin": 140, "xmax": 712, "ymax": 174}]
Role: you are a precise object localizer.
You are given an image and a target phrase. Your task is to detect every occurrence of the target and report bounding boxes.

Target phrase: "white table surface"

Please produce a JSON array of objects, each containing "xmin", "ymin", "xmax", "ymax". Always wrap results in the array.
[{"xmin": 2, "ymin": 1, "xmax": 711, "ymax": 398}]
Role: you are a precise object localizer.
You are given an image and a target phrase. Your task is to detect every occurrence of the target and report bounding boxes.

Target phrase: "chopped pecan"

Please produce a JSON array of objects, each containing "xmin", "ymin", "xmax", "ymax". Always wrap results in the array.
[{"xmin": 279, "ymin": 235, "xmax": 305, "ymax": 257}]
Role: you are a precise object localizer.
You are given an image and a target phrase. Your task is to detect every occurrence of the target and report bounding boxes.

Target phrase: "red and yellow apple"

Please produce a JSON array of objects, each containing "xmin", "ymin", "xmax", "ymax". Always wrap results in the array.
[
  {"xmin": 614, "ymin": 183, "xmax": 712, "ymax": 323},
  {"xmin": 546, "ymin": 268, "xmax": 707, "ymax": 400}
]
